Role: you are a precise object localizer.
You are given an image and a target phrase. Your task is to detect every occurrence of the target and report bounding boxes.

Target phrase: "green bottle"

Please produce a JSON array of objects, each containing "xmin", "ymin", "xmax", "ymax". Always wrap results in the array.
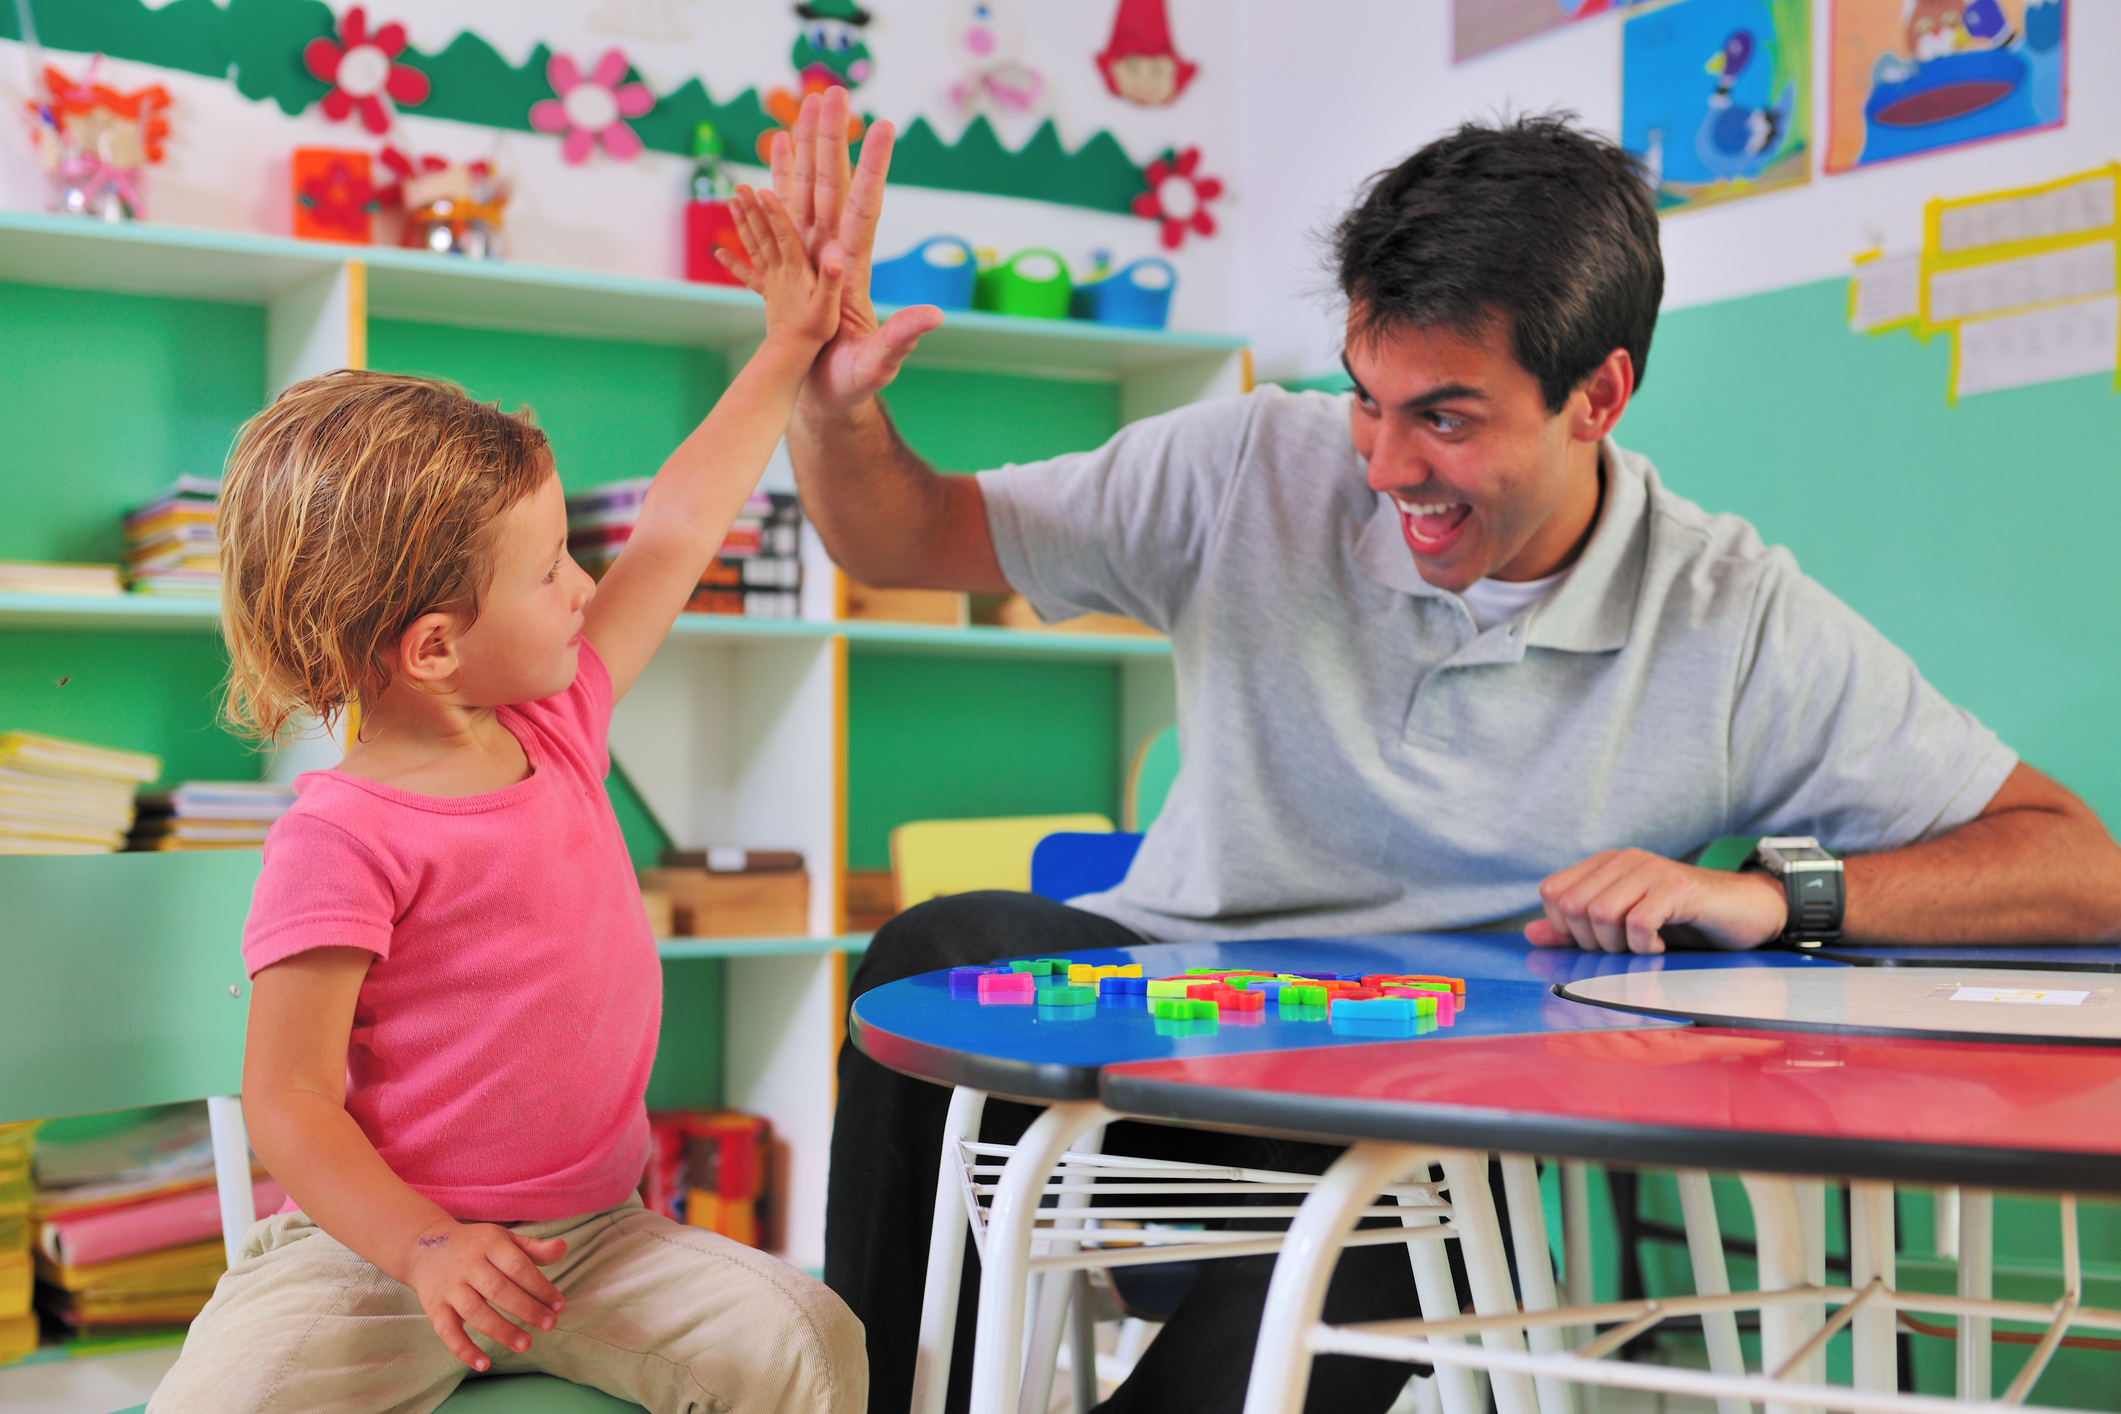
[{"xmin": 691, "ymin": 123, "xmax": 733, "ymax": 202}]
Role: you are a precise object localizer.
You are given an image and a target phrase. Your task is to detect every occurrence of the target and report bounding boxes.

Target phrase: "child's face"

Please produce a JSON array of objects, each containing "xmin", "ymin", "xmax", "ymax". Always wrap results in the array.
[{"xmin": 451, "ymin": 471, "xmax": 596, "ymax": 705}]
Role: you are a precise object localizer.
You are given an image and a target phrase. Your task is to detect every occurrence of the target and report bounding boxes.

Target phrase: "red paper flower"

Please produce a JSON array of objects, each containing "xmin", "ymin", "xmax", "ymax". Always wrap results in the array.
[
  {"xmin": 304, "ymin": 7, "xmax": 430, "ymax": 135},
  {"xmin": 529, "ymin": 50, "xmax": 655, "ymax": 164},
  {"xmin": 1131, "ymin": 147, "xmax": 1222, "ymax": 249}
]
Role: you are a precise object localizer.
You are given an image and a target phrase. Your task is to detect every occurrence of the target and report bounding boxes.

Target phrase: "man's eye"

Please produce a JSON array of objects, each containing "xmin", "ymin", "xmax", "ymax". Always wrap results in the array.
[{"xmin": 1428, "ymin": 413, "xmax": 1465, "ymax": 434}]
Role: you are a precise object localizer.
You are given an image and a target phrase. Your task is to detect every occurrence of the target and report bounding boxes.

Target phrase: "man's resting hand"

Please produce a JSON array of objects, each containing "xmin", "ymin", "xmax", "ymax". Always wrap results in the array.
[{"xmin": 1527, "ymin": 848, "xmax": 1787, "ymax": 955}]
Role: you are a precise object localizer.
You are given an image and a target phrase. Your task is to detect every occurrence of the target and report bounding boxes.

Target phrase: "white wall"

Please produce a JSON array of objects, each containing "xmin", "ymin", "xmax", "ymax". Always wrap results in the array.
[
  {"xmin": 0, "ymin": 0, "xmax": 1237, "ymax": 333},
  {"xmin": 1231, "ymin": 0, "xmax": 2120, "ymax": 381}
]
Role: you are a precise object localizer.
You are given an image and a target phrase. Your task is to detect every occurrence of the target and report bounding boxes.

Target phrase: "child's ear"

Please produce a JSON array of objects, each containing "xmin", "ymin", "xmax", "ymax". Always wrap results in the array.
[{"xmin": 397, "ymin": 611, "xmax": 464, "ymax": 688}]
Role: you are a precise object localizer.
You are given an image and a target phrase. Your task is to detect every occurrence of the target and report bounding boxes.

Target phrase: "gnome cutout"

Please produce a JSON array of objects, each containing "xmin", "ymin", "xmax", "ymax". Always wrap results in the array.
[{"xmin": 1096, "ymin": 0, "xmax": 1197, "ymax": 107}]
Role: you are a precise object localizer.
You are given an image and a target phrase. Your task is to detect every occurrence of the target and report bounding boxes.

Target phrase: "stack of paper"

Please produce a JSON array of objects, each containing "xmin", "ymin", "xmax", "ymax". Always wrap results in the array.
[
  {"xmin": 32, "ymin": 1103, "xmax": 255, "ymax": 1335},
  {"xmin": 125, "ymin": 475, "xmax": 221, "ymax": 596},
  {"xmin": 565, "ymin": 482, "xmax": 804, "ymax": 619},
  {"xmin": 130, "ymin": 780, "xmax": 297, "ymax": 852},
  {"xmin": 0, "ymin": 732, "xmax": 161, "ymax": 854},
  {"xmin": 0, "ymin": 562, "xmax": 123, "ymax": 596}
]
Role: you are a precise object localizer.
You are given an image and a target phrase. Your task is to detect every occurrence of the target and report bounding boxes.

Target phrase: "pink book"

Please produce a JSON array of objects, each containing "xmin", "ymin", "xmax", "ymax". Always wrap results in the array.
[{"xmin": 40, "ymin": 1177, "xmax": 287, "ymax": 1267}]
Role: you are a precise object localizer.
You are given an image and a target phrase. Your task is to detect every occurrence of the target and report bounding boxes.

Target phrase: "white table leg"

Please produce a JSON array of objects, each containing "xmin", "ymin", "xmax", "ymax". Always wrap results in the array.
[
  {"xmin": 914, "ymin": 1086, "xmax": 988, "ymax": 1414},
  {"xmin": 1848, "ymin": 1181, "xmax": 1896, "ymax": 1393},
  {"xmin": 1438, "ymin": 1152, "xmax": 1539, "ymax": 1414},
  {"xmin": 1067, "ymin": 1271, "xmax": 1099, "ymax": 1413},
  {"xmin": 1740, "ymin": 1172, "xmax": 1809, "ymax": 1414},
  {"xmin": 970, "ymin": 1100, "xmax": 1116, "ymax": 1414},
  {"xmin": 1020, "ymin": 1122, "xmax": 1106, "ymax": 1414},
  {"xmin": 1499, "ymin": 1156, "xmax": 1574, "ymax": 1414},
  {"xmin": 1242, "ymin": 1141, "xmax": 1426, "ymax": 1414},
  {"xmin": 1957, "ymin": 1187, "xmax": 1993, "ymax": 1401},
  {"xmin": 1674, "ymin": 1169, "xmax": 1747, "ymax": 1414},
  {"xmin": 1403, "ymin": 1166, "xmax": 1485, "ymax": 1414}
]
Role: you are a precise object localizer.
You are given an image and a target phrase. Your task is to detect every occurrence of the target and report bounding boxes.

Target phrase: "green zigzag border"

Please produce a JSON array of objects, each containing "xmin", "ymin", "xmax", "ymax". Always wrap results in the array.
[{"xmin": 1, "ymin": 0, "xmax": 1149, "ymax": 215}]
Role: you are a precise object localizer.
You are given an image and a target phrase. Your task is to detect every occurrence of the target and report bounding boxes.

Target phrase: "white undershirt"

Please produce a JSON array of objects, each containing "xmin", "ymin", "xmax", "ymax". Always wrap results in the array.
[{"xmin": 1458, "ymin": 568, "xmax": 1567, "ymax": 633}]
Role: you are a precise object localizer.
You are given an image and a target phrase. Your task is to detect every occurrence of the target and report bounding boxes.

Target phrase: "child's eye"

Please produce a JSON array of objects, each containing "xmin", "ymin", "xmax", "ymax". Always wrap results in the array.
[{"xmin": 544, "ymin": 560, "xmax": 560, "ymax": 583}]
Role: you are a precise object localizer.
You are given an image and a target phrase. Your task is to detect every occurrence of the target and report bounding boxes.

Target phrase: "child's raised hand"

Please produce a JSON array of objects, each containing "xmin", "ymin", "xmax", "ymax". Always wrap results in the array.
[
  {"xmin": 404, "ymin": 1219, "xmax": 569, "ymax": 1371},
  {"xmin": 717, "ymin": 184, "xmax": 847, "ymax": 354}
]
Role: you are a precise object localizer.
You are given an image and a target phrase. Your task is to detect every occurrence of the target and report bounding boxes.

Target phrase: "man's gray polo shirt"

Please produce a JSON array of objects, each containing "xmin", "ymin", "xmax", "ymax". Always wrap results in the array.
[{"xmin": 977, "ymin": 387, "xmax": 2017, "ymax": 942}]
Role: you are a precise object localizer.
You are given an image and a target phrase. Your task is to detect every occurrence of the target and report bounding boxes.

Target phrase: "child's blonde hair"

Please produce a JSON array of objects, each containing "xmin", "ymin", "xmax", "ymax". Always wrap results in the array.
[{"xmin": 220, "ymin": 370, "xmax": 553, "ymax": 743}]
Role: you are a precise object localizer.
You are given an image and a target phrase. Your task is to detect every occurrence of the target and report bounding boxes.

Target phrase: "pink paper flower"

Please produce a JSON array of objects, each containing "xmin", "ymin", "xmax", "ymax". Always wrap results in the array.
[
  {"xmin": 530, "ymin": 50, "xmax": 655, "ymax": 164},
  {"xmin": 303, "ymin": 7, "xmax": 429, "ymax": 136},
  {"xmin": 1131, "ymin": 147, "xmax": 1223, "ymax": 250}
]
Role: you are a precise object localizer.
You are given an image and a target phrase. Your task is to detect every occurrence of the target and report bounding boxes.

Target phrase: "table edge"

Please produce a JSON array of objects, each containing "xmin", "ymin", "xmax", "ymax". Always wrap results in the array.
[
  {"xmin": 1097, "ymin": 1072, "xmax": 2121, "ymax": 1194},
  {"xmin": 848, "ymin": 1010, "xmax": 1102, "ymax": 1102},
  {"xmin": 1550, "ymin": 982, "xmax": 2121, "ymax": 1049}
]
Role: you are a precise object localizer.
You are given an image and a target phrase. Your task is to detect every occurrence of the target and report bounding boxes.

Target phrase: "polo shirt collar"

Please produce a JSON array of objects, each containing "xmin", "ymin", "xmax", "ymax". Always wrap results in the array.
[{"xmin": 1349, "ymin": 437, "xmax": 1648, "ymax": 654}]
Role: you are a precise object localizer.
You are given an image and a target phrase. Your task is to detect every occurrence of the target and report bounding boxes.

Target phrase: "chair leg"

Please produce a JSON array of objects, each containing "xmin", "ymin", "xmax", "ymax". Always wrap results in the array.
[
  {"xmin": 1674, "ymin": 1169, "xmax": 1747, "ymax": 1414},
  {"xmin": 914, "ymin": 1086, "xmax": 989, "ymax": 1414},
  {"xmin": 1402, "ymin": 1178, "xmax": 1483, "ymax": 1414},
  {"xmin": 1848, "ymin": 1181, "xmax": 1897, "ymax": 1393},
  {"xmin": 206, "ymin": 1095, "xmax": 257, "ymax": 1270},
  {"xmin": 1957, "ymin": 1187, "xmax": 1993, "ymax": 1401},
  {"xmin": 1739, "ymin": 1173, "xmax": 1807, "ymax": 1414},
  {"xmin": 1436, "ymin": 1152, "xmax": 1537, "ymax": 1414},
  {"xmin": 970, "ymin": 1101, "xmax": 1115, "ymax": 1414},
  {"xmin": 1498, "ymin": 1156, "xmax": 1573, "ymax": 1414},
  {"xmin": 1241, "ymin": 1141, "xmax": 1425, "ymax": 1414}
]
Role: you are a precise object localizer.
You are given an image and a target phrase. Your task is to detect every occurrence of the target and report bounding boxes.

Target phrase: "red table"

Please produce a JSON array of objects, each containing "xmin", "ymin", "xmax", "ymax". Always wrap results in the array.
[{"xmin": 1103, "ymin": 1029, "xmax": 2121, "ymax": 1414}]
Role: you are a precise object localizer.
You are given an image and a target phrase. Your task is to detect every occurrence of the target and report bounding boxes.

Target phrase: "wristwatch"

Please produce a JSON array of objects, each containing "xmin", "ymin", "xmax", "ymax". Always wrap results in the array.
[{"xmin": 1746, "ymin": 836, "xmax": 1844, "ymax": 943}]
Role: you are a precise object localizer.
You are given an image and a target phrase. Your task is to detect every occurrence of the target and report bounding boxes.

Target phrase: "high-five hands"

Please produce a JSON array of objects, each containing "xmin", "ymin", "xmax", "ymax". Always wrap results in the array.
[
  {"xmin": 403, "ymin": 1219, "xmax": 569, "ymax": 1371},
  {"xmin": 1526, "ymin": 847, "xmax": 1788, "ymax": 955},
  {"xmin": 716, "ymin": 182, "xmax": 847, "ymax": 354},
  {"xmin": 765, "ymin": 87, "xmax": 946, "ymax": 412}
]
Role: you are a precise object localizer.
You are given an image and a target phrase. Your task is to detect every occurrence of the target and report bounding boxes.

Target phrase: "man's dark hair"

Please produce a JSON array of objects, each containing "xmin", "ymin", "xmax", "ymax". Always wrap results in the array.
[{"xmin": 1333, "ymin": 114, "xmax": 1663, "ymax": 412}]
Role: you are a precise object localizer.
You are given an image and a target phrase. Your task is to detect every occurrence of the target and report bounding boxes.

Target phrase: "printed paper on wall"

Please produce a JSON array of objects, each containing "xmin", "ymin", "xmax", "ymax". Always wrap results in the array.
[
  {"xmin": 1453, "ymin": 0, "xmax": 1649, "ymax": 64},
  {"xmin": 1826, "ymin": 0, "xmax": 2066, "ymax": 175}
]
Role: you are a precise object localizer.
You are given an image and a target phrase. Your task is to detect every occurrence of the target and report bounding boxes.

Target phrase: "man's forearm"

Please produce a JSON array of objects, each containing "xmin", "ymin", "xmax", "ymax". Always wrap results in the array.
[
  {"xmin": 790, "ymin": 394, "xmax": 1003, "ymax": 590},
  {"xmin": 1842, "ymin": 767, "xmax": 2121, "ymax": 944}
]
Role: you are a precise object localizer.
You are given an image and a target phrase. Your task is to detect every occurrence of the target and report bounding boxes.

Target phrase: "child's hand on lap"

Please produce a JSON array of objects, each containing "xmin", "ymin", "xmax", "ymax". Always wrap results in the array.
[
  {"xmin": 718, "ymin": 184, "xmax": 847, "ymax": 356},
  {"xmin": 406, "ymin": 1219, "xmax": 569, "ymax": 1370}
]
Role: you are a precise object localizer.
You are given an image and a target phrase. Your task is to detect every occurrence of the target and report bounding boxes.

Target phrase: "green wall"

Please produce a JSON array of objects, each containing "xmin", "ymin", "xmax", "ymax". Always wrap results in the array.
[
  {"xmin": 1623, "ymin": 277, "xmax": 2121, "ymax": 826},
  {"xmin": 366, "ymin": 320, "xmax": 728, "ymax": 493},
  {"xmin": 0, "ymin": 285, "xmax": 266, "ymax": 785},
  {"xmin": 848, "ymin": 366, "xmax": 1126, "ymax": 871}
]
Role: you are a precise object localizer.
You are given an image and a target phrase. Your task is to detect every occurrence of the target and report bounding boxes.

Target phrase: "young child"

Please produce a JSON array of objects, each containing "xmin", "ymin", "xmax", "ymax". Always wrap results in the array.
[{"xmin": 149, "ymin": 101, "xmax": 891, "ymax": 1414}]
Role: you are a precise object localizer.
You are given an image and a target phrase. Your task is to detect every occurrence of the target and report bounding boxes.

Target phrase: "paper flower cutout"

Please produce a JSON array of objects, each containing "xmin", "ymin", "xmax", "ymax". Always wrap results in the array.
[
  {"xmin": 303, "ymin": 7, "xmax": 430, "ymax": 135},
  {"xmin": 1131, "ymin": 147, "xmax": 1222, "ymax": 249},
  {"xmin": 530, "ymin": 50, "xmax": 655, "ymax": 163}
]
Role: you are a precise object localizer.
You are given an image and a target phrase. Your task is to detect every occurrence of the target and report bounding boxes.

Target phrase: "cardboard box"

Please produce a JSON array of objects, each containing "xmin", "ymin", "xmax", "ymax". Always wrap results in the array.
[{"xmin": 640, "ymin": 868, "xmax": 809, "ymax": 938}]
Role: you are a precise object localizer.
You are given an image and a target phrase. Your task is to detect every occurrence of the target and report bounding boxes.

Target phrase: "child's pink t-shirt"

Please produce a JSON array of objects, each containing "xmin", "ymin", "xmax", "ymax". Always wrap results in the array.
[{"xmin": 242, "ymin": 643, "xmax": 661, "ymax": 1223}]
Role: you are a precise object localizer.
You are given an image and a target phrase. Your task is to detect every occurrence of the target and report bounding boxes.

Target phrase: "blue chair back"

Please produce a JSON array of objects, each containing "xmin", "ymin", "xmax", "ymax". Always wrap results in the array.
[{"xmin": 1030, "ymin": 831, "xmax": 1144, "ymax": 902}]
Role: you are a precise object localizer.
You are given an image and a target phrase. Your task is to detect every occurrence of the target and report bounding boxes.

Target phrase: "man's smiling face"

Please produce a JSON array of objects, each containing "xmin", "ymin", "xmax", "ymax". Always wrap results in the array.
[{"xmin": 1345, "ymin": 313, "xmax": 1610, "ymax": 594}]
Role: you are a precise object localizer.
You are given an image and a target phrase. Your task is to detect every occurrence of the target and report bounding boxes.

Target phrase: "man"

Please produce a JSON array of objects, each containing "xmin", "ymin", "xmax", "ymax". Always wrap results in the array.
[{"xmin": 771, "ymin": 93, "xmax": 2121, "ymax": 1412}]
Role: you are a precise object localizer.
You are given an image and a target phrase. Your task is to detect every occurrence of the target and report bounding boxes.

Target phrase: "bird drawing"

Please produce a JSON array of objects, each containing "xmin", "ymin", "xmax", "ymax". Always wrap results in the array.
[{"xmin": 1695, "ymin": 30, "xmax": 1793, "ymax": 181}]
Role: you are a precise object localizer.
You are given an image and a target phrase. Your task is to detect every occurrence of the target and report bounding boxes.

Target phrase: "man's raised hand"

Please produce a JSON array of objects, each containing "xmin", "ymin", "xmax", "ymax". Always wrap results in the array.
[{"xmin": 770, "ymin": 88, "xmax": 945, "ymax": 415}]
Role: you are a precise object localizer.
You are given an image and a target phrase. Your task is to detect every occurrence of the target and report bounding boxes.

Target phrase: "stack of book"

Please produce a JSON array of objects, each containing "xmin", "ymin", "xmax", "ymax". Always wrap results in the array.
[
  {"xmin": 32, "ymin": 1103, "xmax": 281, "ymax": 1338},
  {"xmin": 0, "ymin": 733, "xmax": 161, "ymax": 854},
  {"xmin": 565, "ymin": 482, "xmax": 804, "ymax": 620},
  {"xmin": 124, "ymin": 476, "xmax": 221, "ymax": 596},
  {"xmin": 0, "ymin": 1123, "xmax": 33, "ymax": 1364},
  {"xmin": 130, "ymin": 781, "xmax": 297, "ymax": 852},
  {"xmin": 0, "ymin": 562, "xmax": 123, "ymax": 596}
]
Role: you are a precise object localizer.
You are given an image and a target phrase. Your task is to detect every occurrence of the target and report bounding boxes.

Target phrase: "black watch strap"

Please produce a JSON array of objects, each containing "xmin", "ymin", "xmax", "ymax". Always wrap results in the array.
[{"xmin": 1747, "ymin": 836, "xmax": 1845, "ymax": 943}]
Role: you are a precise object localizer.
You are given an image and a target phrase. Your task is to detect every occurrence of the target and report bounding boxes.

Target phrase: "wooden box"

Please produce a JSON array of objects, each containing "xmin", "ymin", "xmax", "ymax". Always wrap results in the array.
[{"xmin": 640, "ymin": 868, "xmax": 809, "ymax": 938}]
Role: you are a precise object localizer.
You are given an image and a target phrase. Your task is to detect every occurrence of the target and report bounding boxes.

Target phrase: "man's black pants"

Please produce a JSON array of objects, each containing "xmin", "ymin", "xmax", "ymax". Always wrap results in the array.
[{"xmin": 823, "ymin": 891, "xmax": 1426, "ymax": 1414}]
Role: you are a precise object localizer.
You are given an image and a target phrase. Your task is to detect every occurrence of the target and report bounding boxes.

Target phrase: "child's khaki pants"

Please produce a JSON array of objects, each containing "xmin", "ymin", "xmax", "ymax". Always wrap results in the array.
[{"xmin": 147, "ymin": 1198, "xmax": 865, "ymax": 1414}]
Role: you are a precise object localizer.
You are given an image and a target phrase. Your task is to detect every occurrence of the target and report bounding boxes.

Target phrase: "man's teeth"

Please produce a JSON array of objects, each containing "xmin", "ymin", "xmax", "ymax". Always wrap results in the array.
[{"xmin": 1394, "ymin": 498, "xmax": 1461, "ymax": 517}]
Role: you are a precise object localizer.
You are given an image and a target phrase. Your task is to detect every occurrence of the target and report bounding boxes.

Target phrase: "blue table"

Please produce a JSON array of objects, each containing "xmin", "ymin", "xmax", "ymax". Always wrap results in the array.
[
  {"xmin": 849, "ymin": 932, "xmax": 1841, "ymax": 1103},
  {"xmin": 852, "ymin": 933, "xmax": 1839, "ymax": 1414}
]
